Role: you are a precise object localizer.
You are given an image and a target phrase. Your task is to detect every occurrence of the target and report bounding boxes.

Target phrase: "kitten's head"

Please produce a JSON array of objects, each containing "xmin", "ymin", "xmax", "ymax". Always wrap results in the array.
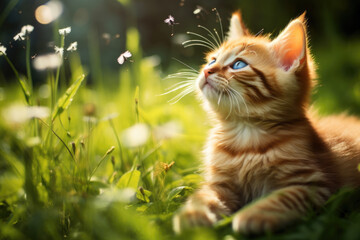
[{"xmin": 196, "ymin": 11, "xmax": 316, "ymax": 121}]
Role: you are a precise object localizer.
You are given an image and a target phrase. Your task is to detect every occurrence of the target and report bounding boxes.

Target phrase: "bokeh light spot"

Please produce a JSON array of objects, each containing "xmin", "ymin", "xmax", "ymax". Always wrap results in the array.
[
  {"xmin": 35, "ymin": 1, "xmax": 63, "ymax": 24},
  {"xmin": 35, "ymin": 5, "xmax": 52, "ymax": 24}
]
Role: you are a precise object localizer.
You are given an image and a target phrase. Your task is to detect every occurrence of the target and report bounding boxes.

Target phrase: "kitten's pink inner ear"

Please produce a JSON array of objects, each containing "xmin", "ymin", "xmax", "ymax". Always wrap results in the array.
[{"xmin": 272, "ymin": 20, "xmax": 306, "ymax": 71}]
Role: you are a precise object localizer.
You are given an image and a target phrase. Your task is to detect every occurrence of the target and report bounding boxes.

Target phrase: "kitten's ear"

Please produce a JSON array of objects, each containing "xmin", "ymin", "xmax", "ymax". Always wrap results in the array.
[
  {"xmin": 271, "ymin": 13, "xmax": 307, "ymax": 71},
  {"xmin": 227, "ymin": 11, "xmax": 250, "ymax": 41}
]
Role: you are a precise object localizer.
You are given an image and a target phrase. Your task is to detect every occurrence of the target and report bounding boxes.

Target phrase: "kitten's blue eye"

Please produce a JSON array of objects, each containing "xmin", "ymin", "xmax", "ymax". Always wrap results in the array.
[
  {"xmin": 231, "ymin": 60, "xmax": 248, "ymax": 70},
  {"xmin": 208, "ymin": 59, "xmax": 216, "ymax": 66}
]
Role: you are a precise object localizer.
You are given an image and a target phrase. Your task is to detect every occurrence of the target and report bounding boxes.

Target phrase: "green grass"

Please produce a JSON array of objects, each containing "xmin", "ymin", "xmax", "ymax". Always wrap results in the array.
[{"xmin": 1, "ymin": 12, "xmax": 360, "ymax": 240}]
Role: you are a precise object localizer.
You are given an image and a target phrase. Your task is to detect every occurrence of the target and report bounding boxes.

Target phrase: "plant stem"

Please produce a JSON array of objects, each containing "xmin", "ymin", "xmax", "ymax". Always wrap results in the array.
[
  {"xmin": 48, "ymin": 72, "xmax": 55, "ymax": 160},
  {"xmin": 54, "ymin": 34, "xmax": 65, "ymax": 102},
  {"xmin": 26, "ymin": 36, "xmax": 33, "ymax": 100},
  {"xmin": 25, "ymin": 36, "xmax": 39, "ymax": 136},
  {"xmin": 88, "ymin": 146, "xmax": 115, "ymax": 181},
  {"xmin": 109, "ymin": 119, "xmax": 125, "ymax": 171},
  {"xmin": 3, "ymin": 54, "xmax": 31, "ymax": 105},
  {"xmin": 38, "ymin": 118, "xmax": 75, "ymax": 162}
]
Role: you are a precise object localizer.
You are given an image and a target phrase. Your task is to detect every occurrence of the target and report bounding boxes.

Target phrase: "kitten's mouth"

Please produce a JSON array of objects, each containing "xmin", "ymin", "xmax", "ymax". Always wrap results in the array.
[{"xmin": 202, "ymin": 79, "xmax": 216, "ymax": 90}]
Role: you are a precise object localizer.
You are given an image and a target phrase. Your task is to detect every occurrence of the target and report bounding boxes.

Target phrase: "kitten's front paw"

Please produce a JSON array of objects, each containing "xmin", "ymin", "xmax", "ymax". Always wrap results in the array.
[
  {"xmin": 232, "ymin": 210, "xmax": 277, "ymax": 235},
  {"xmin": 173, "ymin": 204, "xmax": 218, "ymax": 234}
]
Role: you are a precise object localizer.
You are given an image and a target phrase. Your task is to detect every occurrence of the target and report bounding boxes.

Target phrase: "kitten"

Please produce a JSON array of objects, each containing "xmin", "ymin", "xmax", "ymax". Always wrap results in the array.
[{"xmin": 173, "ymin": 11, "xmax": 360, "ymax": 235}]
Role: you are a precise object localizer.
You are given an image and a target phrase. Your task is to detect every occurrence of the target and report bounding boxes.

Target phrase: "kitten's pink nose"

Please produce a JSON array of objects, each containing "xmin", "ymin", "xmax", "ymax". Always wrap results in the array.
[{"xmin": 204, "ymin": 69, "xmax": 214, "ymax": 79}]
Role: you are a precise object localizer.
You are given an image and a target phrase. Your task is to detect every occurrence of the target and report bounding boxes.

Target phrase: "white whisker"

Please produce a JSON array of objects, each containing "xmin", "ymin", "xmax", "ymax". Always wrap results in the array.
[
  {"xmin": 172, "ymin": 58, "xmax": 199, "ymax": 73},
  {"xmin": 228, "ymin": 85, "xmax": 250, "ymax": 118},
  {"xmin": 175, "ymin": 68, "xmax": 199, "ymax": 74},
  {"xmin": 164, "ymin": 80, "xmax": 194, "ymax": 88},
  {"xmin": 213, "ymin": 28, "xmax": 222, "ymax": 47},
  {"xmin": 168, "ymin": 86, "xmax": 194, "ymax": 104},
  {"xmin": 225, "ymin": 89, "xmax": 233, "ymax": 119},
  {"xmin": 212, "ymin": 8, "xmax": 224, "ymax": 41},
  {"xmin": 186, "ymin": 31, "xmax": 218, "ymax": 50},
  {"xmin": 217, "ymin": 91, "xmax": 223, "ymax": 106},
  {"xmin": 165, "ymin": 74, "xmax": 197, "ymax": 80},
  {"xmin": 183, "ymin": 43, "xmax": 215, "ymax": 51},
  {"xmin": 182, "ymin": 39, "xmax": 216, "ymax": 50},
  {"xmin": 197, "ymin": 25, "xmax": 220, "ymax": 47},
  {"xmin": 161, "ymin": 82, "xmax": 194, "ymax": 96}
]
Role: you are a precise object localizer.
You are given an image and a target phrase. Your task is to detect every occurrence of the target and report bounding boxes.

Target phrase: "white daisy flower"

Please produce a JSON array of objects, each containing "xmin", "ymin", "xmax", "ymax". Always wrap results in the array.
[
  {"xmin": 66, "ymin": 41, "xmax": 77, "ymax": 52},
  {"xmin": 54, "ymin": 45, "xmax": 64, "ymax": 57},
  {"xmin": 59, "ymin": 26, "xmax": 71, "ymax": 35},
  {"xmin": 13, "ymin": 32, "xmax": 25, "ymax": 41},
  {"xmin": 13, "ymin": 24, "xmax": 34, "ymax": 41},
  {"xmin": 0, "ymin": 44, "xmax": 6, "ymax": 56},
  {"xmin": 21, "ymin": 25, "xmax": 34, "ymax": 34}
]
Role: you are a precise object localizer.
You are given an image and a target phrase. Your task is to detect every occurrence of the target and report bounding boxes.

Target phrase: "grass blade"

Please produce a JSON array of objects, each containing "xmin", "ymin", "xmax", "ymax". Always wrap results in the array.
[
  {"xmin": 52, "ymin": 74, "xmax": 85, "ymax": 121},
  {"xmin": 116, "ymin": 170, "xmax": 141, "ymax": 190}
]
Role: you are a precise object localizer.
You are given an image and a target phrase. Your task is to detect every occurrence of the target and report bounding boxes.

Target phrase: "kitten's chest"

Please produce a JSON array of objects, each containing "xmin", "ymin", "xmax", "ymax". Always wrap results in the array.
[
  {"xmin": 204, "ymin": 123, "xmax": 296, "ymax": 203},
  {"xmin": 205, "ymin": 149, "xmax": 275, "ymax": 203}
]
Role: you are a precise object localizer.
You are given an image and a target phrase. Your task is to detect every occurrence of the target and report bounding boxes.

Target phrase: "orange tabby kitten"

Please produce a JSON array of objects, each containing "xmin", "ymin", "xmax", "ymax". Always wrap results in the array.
[{"xmin": 173, "ymin": 11, "xmax": 360, "ymax": 234}]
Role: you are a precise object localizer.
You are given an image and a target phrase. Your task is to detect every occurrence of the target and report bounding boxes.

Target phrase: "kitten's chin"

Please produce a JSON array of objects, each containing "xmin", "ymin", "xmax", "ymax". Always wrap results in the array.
[{"xmin": 201, "ymin": 84, "xmax": 220, "ymax": 102}]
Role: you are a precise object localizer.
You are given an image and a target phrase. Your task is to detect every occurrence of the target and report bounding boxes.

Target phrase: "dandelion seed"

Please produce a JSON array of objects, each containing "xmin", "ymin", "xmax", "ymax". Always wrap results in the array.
[
  {"xmin": 66, "ymin": 41, "xmax": 77, "ymax": 52},
  {"xmin": 164, "ymin": 15, "xmax": 179, "ymax": 36},
  {"xmin": 54, "ymin": 45, "xmax": 64, "ymax": 57},
  {"xmin": 59, "ymin": 26, "xmax": 71, "ymax": 35},
  {"xmin": 193, "ymin": 8, "xmax": 201, "ymax": 15},
  {"xmin": 117, "ymin": 50, "xmax": 132, "ymax": 65},
  {"xmin": 33, "ymin": 53, "xmax": 62, "ymax": 71},
  {"xmin": 0, "ymin": 44, "xmax": 6, "ymax": 56},
  {"xmin": 164, "ymin": 15, "xmax": 175, "ymax": 25},
  {"xmin": 193, "ymin": 6, "xmax": 208, "ymax": 18}
]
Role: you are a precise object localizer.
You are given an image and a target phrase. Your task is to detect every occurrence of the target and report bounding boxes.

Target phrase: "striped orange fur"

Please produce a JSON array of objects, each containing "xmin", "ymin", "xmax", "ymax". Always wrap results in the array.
[{"xmin": 173, "ymin": 11, "xmax": 360, "ymax": 235}]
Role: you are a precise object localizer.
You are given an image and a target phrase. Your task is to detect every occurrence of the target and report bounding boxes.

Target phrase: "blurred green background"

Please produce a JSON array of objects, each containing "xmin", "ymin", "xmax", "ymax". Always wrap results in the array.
[{"xmin": 1, "ymin": 0, "xmax": 360, "ymax": 114}]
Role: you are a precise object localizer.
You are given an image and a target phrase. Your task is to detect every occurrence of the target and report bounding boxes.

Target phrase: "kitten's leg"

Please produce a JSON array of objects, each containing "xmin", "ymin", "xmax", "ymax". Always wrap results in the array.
[
  {"xmin": 232, "ymin": 185, "xmax": 330, "ymax": 235},
  {"xmin": 173, "ymin": 184, "xmax": 235, "ymax": 233}
]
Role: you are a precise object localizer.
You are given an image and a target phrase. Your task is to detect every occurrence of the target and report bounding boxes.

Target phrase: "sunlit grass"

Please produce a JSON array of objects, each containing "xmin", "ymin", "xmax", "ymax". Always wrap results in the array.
[{"xmin": 0, "ymin": 18, "xmax": 208, "ymax": 239}]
